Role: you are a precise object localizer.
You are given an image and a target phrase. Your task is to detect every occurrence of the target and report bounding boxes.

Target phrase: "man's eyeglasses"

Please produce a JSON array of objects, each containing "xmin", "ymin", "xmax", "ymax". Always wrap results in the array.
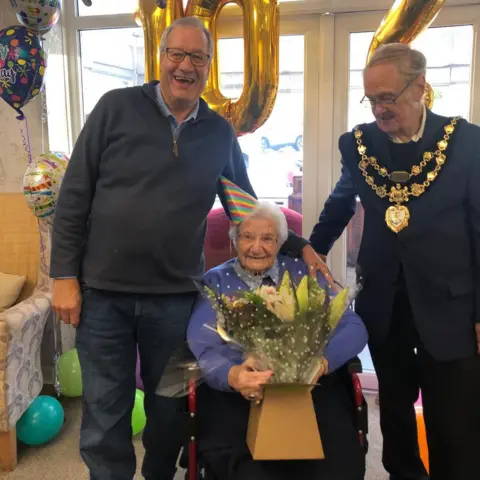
[
  {"xmin": 237, "ymin": 233, "xmax": 278, "ymax": 247},
  {"xmin": 164, "ymin": 48, "xmax": 210, "ymax": 67},
  {"xmin": 360, "ymin": 75, "xmax": 419, "ymax": 109}
]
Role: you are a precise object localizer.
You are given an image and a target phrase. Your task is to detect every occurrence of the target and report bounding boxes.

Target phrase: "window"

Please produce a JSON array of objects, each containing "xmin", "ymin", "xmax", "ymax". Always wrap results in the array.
[
  {"xmin": 348, "ymin": 25, "xmax": 474, "ymax": 130},
  {"xmin": 77, "ymin": 0, "xmax": 139, "ymax": 16},
  {"xmin": 79, "ymin": 28, "xmax": 144, "ymax": 120},
  {"xmin": 76, "ymin": 0, "xmax": 300, "ymax": 17},
  {"xmin": 218, "ymin": 35, "xmax": 304, "ymax": 217}
]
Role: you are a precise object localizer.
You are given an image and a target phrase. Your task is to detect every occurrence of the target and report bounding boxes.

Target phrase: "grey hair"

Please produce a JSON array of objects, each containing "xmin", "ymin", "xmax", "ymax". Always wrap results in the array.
[
  {"xmin": 159, "ymin": 17, "xmax": 213, "ymax": 57},
  {"xmin": 229, "ymin": 202, "xmax": 289, "ymax": 248},
  {"xmin": 365, "ymin": 43, "xmax": 427, "ymax": 81}
]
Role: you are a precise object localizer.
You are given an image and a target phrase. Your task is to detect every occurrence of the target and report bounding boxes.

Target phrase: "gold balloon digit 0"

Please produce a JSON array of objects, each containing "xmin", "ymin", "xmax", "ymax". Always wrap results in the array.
[
  {"xmin": 136, "ymin": 0, "xmax": 279, "ymax": 137},
  {"xmin": 367, "ymin": 0, "xmax": 446, "ymax": 109}
]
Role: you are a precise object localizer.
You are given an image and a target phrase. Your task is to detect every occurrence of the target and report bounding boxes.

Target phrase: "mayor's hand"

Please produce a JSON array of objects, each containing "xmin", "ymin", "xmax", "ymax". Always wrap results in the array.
[
  {"xmin": 52, "ymin": 278, "xmax": 82, "ymax": 327},
  {"xmin": 301, "ymin": 245, "xmax": 338, "ymax": 291},
  {"xmin": 228, "ymin": 357, "xmax": 273, "ymax": 402}
]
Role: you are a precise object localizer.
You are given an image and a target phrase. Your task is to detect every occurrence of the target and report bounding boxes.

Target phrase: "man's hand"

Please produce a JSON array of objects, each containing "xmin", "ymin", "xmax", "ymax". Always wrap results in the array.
[
  {"xmin": 52, "ymin": 278, "xmax": 82, "ymax": 327},
  {"xmin": 228, "ymin": 357, "xmax": 273, "ymax": 402},
  {"xmin": 301, "ymin": 245, "xmax": 337, "ymax": 291},
  {"xmin": 476, "ymin": 323, "xmax": 480, "ymax": 354}
]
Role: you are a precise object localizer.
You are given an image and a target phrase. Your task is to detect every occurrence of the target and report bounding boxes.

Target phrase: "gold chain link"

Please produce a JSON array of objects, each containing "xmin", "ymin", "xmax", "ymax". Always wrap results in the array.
[{"xmin": 354, "ymin": 117, "xmax": 458, "ymax": 204}]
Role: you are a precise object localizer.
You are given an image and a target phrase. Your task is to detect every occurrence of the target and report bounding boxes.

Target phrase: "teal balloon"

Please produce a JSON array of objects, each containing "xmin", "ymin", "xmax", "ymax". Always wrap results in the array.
[
  {"xmin": 58, "ymin": 348, "xmax": 82, "ymax": 397},
  {"xmin": 17, "ymin": 396, "xmax": 64, "ymax": 446},
  {"xmin": 132, "ymin": 389, "xmax": 146, "ymax": 436}
]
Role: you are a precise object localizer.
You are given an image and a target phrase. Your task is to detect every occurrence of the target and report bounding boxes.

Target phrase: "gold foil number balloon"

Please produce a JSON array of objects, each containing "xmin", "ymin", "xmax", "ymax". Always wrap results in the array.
[
  {"xmin": 367, "ymin": 0, "xmax": 446, "ymax": 109},
  {"xmin": 136, "ymin": 0, "xmax": 279, "ymax": 136}
]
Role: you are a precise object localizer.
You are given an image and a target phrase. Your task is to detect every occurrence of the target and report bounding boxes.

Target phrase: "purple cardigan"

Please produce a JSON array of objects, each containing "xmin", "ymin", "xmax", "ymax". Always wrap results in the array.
[{"xmin": 187, "ymin": 255, "xmax": 368, "ymax": 392}]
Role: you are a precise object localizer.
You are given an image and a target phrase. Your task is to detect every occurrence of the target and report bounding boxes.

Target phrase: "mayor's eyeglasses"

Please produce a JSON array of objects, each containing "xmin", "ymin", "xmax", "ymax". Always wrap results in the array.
[{"xmin": 360, "ymin": 75, "xmax": 419, "ymax": 109}]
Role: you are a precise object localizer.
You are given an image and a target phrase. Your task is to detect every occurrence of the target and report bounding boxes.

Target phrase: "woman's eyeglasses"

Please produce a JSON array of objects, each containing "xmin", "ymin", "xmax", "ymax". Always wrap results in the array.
[{"xmin": 237, "ymin": 233, "xmax": 278, "ymax": 247}]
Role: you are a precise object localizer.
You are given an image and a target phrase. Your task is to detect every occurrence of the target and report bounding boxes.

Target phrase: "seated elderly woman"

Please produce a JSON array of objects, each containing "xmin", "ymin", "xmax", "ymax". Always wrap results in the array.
[{"xmin": 187, "ymin": 201, "xmax": 368, "ymax": 480}]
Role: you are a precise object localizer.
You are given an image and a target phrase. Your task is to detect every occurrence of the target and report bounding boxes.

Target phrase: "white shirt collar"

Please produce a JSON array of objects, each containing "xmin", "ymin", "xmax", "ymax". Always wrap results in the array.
[{"xmin": 390, "ymin": 105, "xmax": 427, "ymax": 144}]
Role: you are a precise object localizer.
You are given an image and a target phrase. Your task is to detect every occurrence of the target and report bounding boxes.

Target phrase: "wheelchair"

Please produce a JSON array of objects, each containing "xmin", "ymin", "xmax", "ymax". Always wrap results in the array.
[{"xmin": 179, "ymin": 358, "xmax": 369, "ymax": 480}]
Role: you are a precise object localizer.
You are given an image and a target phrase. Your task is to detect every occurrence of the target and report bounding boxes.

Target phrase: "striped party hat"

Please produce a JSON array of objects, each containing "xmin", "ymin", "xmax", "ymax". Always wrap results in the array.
[{"xmin": 220, "ymin": 176, "xmax": 257, "ymax": 224}]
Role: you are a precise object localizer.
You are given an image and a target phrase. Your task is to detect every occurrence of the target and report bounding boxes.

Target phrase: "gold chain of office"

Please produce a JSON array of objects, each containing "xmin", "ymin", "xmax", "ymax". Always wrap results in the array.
[{"xmin": 354, "ymin": 116, "xmax": 459, "ymax": 233}]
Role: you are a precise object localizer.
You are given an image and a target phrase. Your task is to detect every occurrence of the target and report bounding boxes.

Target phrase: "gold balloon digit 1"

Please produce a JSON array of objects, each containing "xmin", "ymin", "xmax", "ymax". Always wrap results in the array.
[
  {"xmin": 367, "ymin": 0, "xmax": 446, "ymax": 109},
  {"xmin": 136, "ymin": 0, "xmax": 280, "ymax": 137}
]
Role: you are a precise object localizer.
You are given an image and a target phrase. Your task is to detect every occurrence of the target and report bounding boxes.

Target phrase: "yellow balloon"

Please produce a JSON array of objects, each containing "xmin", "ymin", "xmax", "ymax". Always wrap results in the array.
[
  {"xmin": 136, "ymin": 0, "xmax": 279, "ymax": 136},
  {"xmin": 367, "ymin": 0, "xmax": 446, "ymax": 109}
]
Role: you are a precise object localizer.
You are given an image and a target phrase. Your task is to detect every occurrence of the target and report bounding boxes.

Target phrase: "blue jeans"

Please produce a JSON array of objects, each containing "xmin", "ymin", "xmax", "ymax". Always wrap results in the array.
[{"xmin": 76, "ymin": 286, "xmax": 197, "ymax": 480}]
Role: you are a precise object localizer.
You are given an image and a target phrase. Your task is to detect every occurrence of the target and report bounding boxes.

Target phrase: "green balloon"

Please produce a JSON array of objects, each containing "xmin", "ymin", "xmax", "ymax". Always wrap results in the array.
[
  {"xmin": 132, "ymin": 389, "xmax": 146, "ymax": 436},
  {"xmin": 58, "ymin": 348, "xmax": 83, "ymax": 397}
]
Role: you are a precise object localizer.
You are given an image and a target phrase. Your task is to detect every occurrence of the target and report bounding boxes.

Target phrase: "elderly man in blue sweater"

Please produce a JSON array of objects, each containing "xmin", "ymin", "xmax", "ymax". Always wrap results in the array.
[{"xmin": 50, "ymin": 16, "xmax": 325, "ymax": 480}]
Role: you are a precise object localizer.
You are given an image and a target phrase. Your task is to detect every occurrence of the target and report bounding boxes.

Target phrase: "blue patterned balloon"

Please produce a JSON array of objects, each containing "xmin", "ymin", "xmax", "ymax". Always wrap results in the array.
[
  {"xmin": 0, "ymin": 26, "xmax": 46, "ymax": 118},
  {"xmin": 10, "ymin": 0, "xmax": 61, "ymax": 35}
]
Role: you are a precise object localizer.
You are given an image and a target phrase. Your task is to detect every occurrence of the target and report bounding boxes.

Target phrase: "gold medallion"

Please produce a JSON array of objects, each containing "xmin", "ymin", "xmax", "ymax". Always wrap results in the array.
[
  {"xmin": 385, "ymin": 205, "xmax": 410, "ymax": 233},
  {"xmin": 354, "ymin": 117, "xmax": 459, "ymax": 233}
]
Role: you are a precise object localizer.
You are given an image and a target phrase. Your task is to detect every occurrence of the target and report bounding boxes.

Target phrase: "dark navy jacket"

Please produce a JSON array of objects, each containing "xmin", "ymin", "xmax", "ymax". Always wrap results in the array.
[{"xmin": 310, "ymin": 110, "xmax": 480, "ymax": 361}]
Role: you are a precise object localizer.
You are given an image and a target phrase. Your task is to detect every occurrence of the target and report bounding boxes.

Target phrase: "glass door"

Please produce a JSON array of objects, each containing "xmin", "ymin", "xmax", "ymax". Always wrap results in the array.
[
  {"xmin": 215, "ymin": 14, "xmax": 327, "ymax": 237},
  {"xmin": 216, "ymin": 35, "xmax": 305, "ymax": 214}
]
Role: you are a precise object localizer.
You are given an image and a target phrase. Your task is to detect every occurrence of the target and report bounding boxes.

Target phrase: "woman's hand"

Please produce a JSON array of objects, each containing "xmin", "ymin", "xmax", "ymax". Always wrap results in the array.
[
  {"xmin": 310, "ymin": 357, "xmax": 329, "ymax": 384},
  {"xmin": 228, "ymin": 357, "xmax": 273, "ymax": 402}
]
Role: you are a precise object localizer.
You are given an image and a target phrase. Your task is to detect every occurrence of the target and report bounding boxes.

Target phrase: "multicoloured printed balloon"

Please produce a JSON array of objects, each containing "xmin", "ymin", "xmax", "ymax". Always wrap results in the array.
[
  {"xmin": 23, "ymin": 152, "xmax": 69, "ymax": 224},
  {"xmin": 10, "ymin": 0, "xmax": 61, "ymax": 35},
  {"xmin": 0, "ymin": 26, "xmax": 46, "ymax": 118}
]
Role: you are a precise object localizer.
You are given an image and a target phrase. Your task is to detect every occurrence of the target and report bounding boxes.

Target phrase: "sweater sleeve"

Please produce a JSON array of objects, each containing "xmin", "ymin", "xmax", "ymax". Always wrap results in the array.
[
  {"xmin": 50, "ymin": 92, "xmax": 114, "ymax": 278},
  {"xmin": 218, "ymin": 133, "xmax": 308, "ymax": 257},
  {"xmin": 309, "ymin": 135, "xmax": 357, "ymax": 256},
  {"xmin": 323, "ymin": 307, "xmax": 368, "ymax": 373},
  {"xmin": 187, "ymin": 278, "xmax": 243, "ymax": 392},
  {"xmin": 318, "ymin": 269, "xmax": 368, "ymax": 372}
]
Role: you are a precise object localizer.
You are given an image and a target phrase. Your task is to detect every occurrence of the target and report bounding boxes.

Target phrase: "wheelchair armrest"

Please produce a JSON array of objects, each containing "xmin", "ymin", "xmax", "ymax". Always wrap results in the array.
[{"xmin": 347, "ymin": 356, "xmax": 363, "ymax": 374}]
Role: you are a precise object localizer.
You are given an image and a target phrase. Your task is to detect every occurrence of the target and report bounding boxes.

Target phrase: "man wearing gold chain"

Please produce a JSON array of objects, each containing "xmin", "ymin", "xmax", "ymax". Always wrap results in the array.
[{"xmin": 310, "ymin": 43, "xmax": 480, "ymax": 480}]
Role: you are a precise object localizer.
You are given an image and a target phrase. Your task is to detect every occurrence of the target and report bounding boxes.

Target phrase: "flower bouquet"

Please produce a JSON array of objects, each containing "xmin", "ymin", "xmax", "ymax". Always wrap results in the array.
[
  {"xmin": 155, "ymin": 271, "xmax": 355, "ymax": 460},
  {"xmin": 199, "ymin": 272, "xmax": 352, "ymax": 460},
  {"xmin": 203, "ymin": 271, "xmax": 350, "ymax": 385}
]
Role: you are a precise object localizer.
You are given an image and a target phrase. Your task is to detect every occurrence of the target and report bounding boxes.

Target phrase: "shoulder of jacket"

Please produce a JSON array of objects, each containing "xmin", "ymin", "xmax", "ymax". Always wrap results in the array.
[
  {"xmin": 101, "ymin": 86, "xmax": 143, "ymax": 101},
  {"xmin": 458, "ymin": 117, "xmax": 480, "ymax": 136},
  {"xmin": 199, "ymin": 100, "xmax": 234, "ymax": 129},
  {"xmin": 339, "ymin": 120, "xmax": 376, "ymax": 149}
]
